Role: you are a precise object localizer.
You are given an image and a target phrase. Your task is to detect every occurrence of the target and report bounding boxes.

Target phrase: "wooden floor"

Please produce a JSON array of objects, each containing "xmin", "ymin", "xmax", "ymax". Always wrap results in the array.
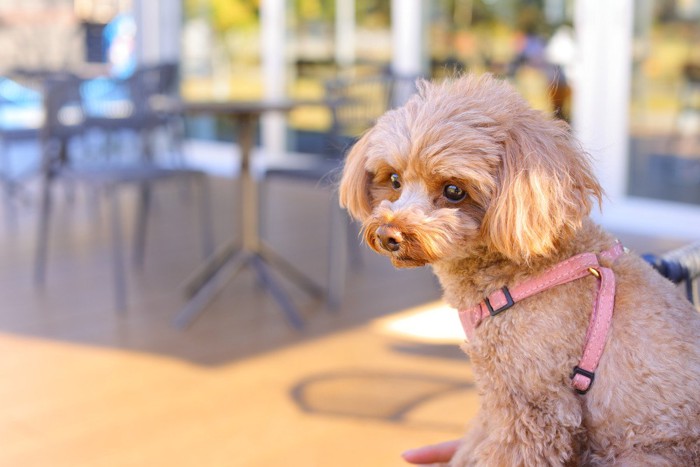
[{"xmin": 0, "ymin": 172, "xmax": 688, "ymax": 467}]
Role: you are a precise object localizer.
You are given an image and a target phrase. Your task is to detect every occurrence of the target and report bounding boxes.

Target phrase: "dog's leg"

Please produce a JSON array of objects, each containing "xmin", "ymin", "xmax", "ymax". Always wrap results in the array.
[
  {"xmin": 608, "ymin": 440, "xmax": 700, "ymax": 467},
  {"xmin": 611, "ymin": 451, "xmax": 674, "ymax": 467},
  {"xmin": 450, "ymin": 391, "xmax": 583, "ymax": 467},
  {"xmin": 449, "ymin": 412, "xmax": 488, "ymax": 466}
]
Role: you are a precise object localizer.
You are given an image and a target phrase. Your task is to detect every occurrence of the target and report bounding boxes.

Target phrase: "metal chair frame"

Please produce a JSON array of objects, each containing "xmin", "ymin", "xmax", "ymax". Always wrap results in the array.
[
  {"xmin": 34, "ymin": 72, "xmax": 214, "ymax": 311},
  {"xmin": 261, "ymin": 72, "xmax": 419, "ymax": 308}
]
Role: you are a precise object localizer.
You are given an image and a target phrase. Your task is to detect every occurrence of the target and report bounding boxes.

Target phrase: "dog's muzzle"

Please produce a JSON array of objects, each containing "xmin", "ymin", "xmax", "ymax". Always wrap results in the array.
[{"xmin": 375, "ymin": 225, "xmax": 403, "ymax": 252}]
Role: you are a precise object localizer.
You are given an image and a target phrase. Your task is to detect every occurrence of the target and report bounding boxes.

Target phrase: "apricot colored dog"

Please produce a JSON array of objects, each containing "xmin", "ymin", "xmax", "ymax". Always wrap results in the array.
[{"xmin": 339, "ymin": 74, "xmax": 700, "ymax": 465}]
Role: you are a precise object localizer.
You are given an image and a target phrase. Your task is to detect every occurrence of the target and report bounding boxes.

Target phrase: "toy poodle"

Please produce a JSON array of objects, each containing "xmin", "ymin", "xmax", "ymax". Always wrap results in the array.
[{"xmin": 339, "ymin": 74, "xmax": 700, "ymax": 466}]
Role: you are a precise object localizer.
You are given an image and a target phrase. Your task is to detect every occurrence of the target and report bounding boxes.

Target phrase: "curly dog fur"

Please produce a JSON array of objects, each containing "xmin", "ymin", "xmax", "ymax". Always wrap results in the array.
[{"xmin": 339, "ymin": 74, "xmax": 700, "ymax": 466}]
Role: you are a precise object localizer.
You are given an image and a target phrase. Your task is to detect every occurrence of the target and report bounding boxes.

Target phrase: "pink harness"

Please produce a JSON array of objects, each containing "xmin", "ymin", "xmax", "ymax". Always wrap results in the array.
[{"xmin": 457, "ymin": 242, "xmax": 626, "ymax": 394}]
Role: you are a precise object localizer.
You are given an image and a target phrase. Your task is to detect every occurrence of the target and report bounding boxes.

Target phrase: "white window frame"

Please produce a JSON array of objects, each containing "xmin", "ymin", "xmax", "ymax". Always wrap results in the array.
[{"xmin": 574, "ymin": 0, "xmax": 700, "ymax": 240}]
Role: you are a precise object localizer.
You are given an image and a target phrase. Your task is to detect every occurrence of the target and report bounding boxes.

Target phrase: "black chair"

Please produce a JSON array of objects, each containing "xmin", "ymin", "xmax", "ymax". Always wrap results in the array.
[
  {"xmin": 643, "ymin": 241, "xmax": 700, "ymax": 309},
  {"xmin": 80, "ymin": 63, "xmax": 188, "ymax": 171},
  {"xmin": 0, "ymin": 72, "xmax": 45, "ymax": 224},
  {"xmin": 80, "ymin": 68, "xmax": 149, "ymax": 160},
  {"xmin": 326, "ymin": 73, "xmax": 409, "ymax": 152},
  {"xmin": 34, "ymin": 74, "xmax": 214, "ymax": 310},
  {"xmin": 144, "ymin": 63, "xmax": 187, "ymax": 163},
  {"xmin": 261, "ymin": 73, "xmax": 417, "ymax": 307}
]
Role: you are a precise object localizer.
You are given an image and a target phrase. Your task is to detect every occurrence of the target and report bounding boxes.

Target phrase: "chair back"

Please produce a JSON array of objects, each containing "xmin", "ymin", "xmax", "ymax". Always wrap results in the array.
[
  {"xmin": 81, "ymin": 63, "xmax": 179, "ymax": 129},
  {"xmin": 144, "ymin": 62, "xmax": 179, "ymax": 97},
  {"xmin": 326, "ymin": 75, "xmax": 394, "ymax": 145},
  {"xmin": 80, "ymin": 74, "xmax": 137, "ymax": 123},
  {"xmin": 324, "ymin": 73, "xmax": 419, "ymax": 155},
  {"xmin": 0, "ymin": 73, "xmax": 44, "ymax": 134},
  {"xmin": 42, "ymin": 75, "xmax": 85, "ymax": 141},
  {"xmin": 130, "ymin": 63, "xmax": 180, "ymax": 116},
  {"xmin": 128, "ymin": 67, "xmax": 160, "ymax": 122},
  {"xmin": 41, "ymin": 75, "xmax": 85, "ymax": 171}
]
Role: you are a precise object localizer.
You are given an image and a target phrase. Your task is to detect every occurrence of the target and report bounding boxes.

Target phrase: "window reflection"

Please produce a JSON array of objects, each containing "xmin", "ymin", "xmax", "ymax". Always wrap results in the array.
[
  {"xmin": 629, "ymin": 0, "xmax": 700, "ymax": 205},
  {"xmin": 428, "ymin": 0, "xmax": 575, "ymax": 120},
  {"xmin": 182, "ymin": 0, "xmax": 262, "ymax": 101},
  {"xmin": 178, "ymin": 0, "xmax": 700, "ymax": 209},
  {"xmin": 180, "ymin": 0, "xmax": 579, "ymax": 145}
]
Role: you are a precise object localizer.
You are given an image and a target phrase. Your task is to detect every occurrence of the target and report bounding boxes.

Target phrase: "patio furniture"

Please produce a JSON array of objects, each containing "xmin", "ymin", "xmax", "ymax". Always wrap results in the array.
[
  {"xmin": 173, "ymin": 98, "xmax": 325, "ymax": 329},
  {"xmin": 262, "ymin": 73, "xmax": 419, "ymax": 308},
  {"xmin": 0, "ymin": 72, "xmax": 45, "ymax": 224},
  {"xmin": 34, "ymin": 73, "xmax": 214, "ymax": 311},
  {"xmin": 643, "ymin": 240, "xmax": 700, "ymax": 308}
]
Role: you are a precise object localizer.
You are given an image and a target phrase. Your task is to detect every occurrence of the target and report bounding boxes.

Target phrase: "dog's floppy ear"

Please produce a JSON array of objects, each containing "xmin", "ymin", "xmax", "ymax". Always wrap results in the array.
[
  {"xmin": 484, "ymin": 117, "xmax": 603, "ymax": 263},
  {"xmin": 339, "ymin": 132, "xmax": 374, "ymax": 221}
]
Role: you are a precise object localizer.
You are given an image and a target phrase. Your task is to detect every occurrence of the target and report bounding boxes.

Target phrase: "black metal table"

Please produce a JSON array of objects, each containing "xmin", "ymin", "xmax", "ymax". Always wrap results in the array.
[{"xmin": 172, "ymin": 99, "xmax": 324, "ymax": 328}]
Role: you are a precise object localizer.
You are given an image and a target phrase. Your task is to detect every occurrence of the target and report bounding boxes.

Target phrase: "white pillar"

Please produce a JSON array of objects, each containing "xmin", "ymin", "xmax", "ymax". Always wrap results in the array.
[
  {"xmin": 133, "ymin": 0, "xmax": 159, "ymax": 64},
  {"xmin": 260, "ymin": 0, "xmax": 287, "ymax": 155},
  {"xmin": 335, "ymin": 0, "xmax": 356, "ymax": 71},
  {"xmin": 572, "ymin": 0, "xmax": 633, "ymax": 201},
  {"xmin": 390, "ymin": 0, "xmax": 427, "ymax": 105},
  {"xmin": 159, "ymin": 0, "xmax": 181, "ymax": 63},
  {"xmin": 133, "ymin": 0, "xmax": 181, "ymax": 65},
  {"xmin": 390, "ymin": 0, "xmax": 427, "ymax": 78}
]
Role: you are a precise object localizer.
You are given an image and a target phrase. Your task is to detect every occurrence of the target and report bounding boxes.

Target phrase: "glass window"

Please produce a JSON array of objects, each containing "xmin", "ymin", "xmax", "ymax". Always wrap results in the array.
[
  {"xmin": 287, "ymin": 0, "xmax": 393, "ymax": 146},
  {"xmin": 427, "ymin": 0, "xmax": 576, "ymax": 121},
  {"xmin": 181, "ymin": 0, "xmax": 262, "ymax": 101},
  {"xmin": 628, "ymin": 0, "xmax": 700, "ymax": 205},
  {"xmin": 180, "ymin": 0, "xmax": 394, "ymax": 147},
  {"xmin": 181, "ymin": 0, "xmax": 265, "ymax": 141}
]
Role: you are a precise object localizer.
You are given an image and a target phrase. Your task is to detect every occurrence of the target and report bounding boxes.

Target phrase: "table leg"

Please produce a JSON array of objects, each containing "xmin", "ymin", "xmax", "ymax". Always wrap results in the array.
[
  {"xmin": 176, "ymin": 249, "xmax": 308, "ymax": 330},
  {"xmin": 174, "ymin": 249, "xmax": 248, "ymax": 328},
  {"xmin": 182, "ymin": 242, "xmax": 239, "ymax": 298},
  {"xmin": 176, "ymin": 109, "xmax": 327, "ymax": 329},
  {"xmin": 250, "ymin": 255, "xmax": 304, "ymax": 329},
  {"xmin": 259, "ymin": 240, "xmax": 325, "ymax": 298},
  {"xmin": 238, "ymin": 115, "xmax": 259, "ymax": 252}
]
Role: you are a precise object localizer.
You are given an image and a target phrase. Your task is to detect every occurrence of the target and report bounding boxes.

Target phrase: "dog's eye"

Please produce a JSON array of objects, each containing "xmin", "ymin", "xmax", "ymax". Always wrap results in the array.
[
  {"xmin": 443, "ymin": 184, "xmax": 466, "ymax": 202},
  {"xmin": 390, "ymin": 173, "xmax": 401, "ymax": 191}
]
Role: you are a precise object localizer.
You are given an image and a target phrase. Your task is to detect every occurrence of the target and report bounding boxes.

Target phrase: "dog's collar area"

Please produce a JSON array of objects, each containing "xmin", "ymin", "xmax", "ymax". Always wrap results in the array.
[
  {"xmin": 570, "ymin": 366, "xmax": 595, "ymax": 393},
  {"xmin": 484, "ymin": 286, "xmax": 514, "ymax": 316},
  {"xmin": 457, "ymin": 241, "xmax": 626, "ymax": 394}
]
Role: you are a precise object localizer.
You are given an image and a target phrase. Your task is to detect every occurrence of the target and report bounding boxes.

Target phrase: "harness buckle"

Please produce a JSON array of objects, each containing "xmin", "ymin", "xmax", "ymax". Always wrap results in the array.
[
  {"xmin": 571, "ymin": 366, "xmax": 595, "ymax": 395},
  {"xmin": 484, "ymin": 286, "xmax": 515, "ymax": 316},
  {"xmin": 588, "ymin": 267, "xmax": 601, "ymax": 279}
]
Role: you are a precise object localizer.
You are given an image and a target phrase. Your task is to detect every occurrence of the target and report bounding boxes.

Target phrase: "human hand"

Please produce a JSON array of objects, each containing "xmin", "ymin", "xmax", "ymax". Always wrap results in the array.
[{"xmin": 401, "ymin": 439, "xmax": 461, "ymax": 465}]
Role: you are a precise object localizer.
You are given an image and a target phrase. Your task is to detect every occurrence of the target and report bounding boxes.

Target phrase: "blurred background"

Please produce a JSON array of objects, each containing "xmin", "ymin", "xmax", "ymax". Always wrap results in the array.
[{"xmin": 0, "ymin": 0, "xmax": 698, "ymax": 466}]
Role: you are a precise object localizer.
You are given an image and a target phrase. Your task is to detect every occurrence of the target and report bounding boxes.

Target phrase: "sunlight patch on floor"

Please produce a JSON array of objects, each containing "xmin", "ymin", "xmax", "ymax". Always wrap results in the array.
[{"xmin": 372, "ymin": 301, "xmax": 465, "ymax": 344}]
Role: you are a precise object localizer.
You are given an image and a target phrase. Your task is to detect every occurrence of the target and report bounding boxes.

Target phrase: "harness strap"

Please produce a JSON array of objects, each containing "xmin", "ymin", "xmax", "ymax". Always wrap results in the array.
[
  {"xmin": 571, "ymin": 265, "xmax": 616, "ymax": 393},
  {"xmin": 457, "ymin": 242, "xmax": 625, "ymax": 394}
]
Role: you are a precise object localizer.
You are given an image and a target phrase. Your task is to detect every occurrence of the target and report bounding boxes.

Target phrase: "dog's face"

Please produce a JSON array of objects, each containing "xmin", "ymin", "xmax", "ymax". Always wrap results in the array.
[{"xmin": 339, "ymin": 74, "xmax": 603, "ymax": 266}]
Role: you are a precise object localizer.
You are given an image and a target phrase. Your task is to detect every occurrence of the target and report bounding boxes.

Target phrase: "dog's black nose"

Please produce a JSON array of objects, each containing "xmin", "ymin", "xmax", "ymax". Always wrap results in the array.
[{"xmin": 376, "ymin": 226, "xmax": 402, "ymax": 252}]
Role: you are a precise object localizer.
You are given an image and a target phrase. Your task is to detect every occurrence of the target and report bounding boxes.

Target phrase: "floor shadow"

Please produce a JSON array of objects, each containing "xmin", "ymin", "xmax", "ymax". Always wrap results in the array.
[
  {"xmin": 0, "ymin": 174, "xmax": 443, "ymax": 368},
  {"xmin": 388, "ymin": 341, "xmax": 466, "ymax": 361},
  {"xmin": 290, "ymin": 369, "xmax": 472, "ymax": 431}
]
